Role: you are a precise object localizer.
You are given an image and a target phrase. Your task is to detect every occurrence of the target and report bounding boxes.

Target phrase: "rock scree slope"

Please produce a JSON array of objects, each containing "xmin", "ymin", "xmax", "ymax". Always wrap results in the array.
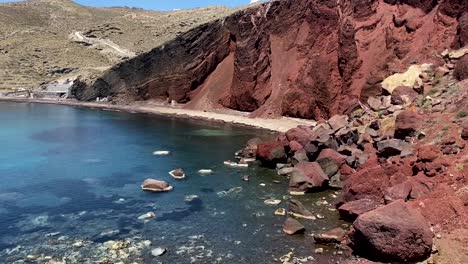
[{"xmin": 73, "ymin": 0, "xmax": 467, "ymax": 119}]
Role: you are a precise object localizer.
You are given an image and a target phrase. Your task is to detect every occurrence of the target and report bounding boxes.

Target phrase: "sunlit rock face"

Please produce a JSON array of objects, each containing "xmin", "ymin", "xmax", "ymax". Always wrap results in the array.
[{"xmin": 73, "ymin": 0, "xmax": 466, "ymax": 119}]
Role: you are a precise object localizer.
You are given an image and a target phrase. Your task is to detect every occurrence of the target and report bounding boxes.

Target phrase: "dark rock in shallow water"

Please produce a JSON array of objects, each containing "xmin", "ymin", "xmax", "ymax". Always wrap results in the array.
[
  {"xmin": 236, "ymin": 137, "xmax": 263, "ymax": 158},
  {"xmin": 283, "ymin": 217, "xmax": 305, "ymax": 235},
  {"xmin": 338, "ymin": 198, "xmax": 380, "ymax": 222},
  {"xmin": 289, "ymin": 161, "xmax": 329, "ymax": 193},
  {"xmin": 288, "ymin": 199, "xmax": 316, "ymax": 220},
  {"xmin": 256, "ymin": 140, "xmax": 287, "ymax": 167},
  {"xmin": 352, "ymin": 200, "xmax": 433, "ymax": 262},
  {"xmin": 313, "ymin": 227, "xmax": 347, "ymax": 245}
]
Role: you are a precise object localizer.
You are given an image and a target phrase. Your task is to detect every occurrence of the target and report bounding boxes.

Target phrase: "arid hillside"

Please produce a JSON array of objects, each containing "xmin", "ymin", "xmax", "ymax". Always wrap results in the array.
[{"xmin": 0, "ymin": 0, "xmax": 239, "ymax": 92}]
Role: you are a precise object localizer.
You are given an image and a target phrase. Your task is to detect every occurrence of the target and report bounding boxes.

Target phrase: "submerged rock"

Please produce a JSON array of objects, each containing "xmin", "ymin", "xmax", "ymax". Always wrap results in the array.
[
  {"xmin": 217, "ymin": 187, "xmax": 243, "ymax": 197},
  {"xmin": 313, "ymin": 227, "xmax": 346, "ymax": 245},
  {"xmin": 138, "ymin": 212, "xmax": 156, "ymax": 220},
  {"xmin": 153, "ymin": 150, "xmax": 170, "ymax": 156},
  {"xmin": 352, "ymin": 200, "xmax": 433, "ymax": 262},
  {"xmin": 198, "ymin": 169, "xmax": 213, "ymax": 174},
  {"xmin": 141, "ymin": 179, "xmax": 173, "ymax": 192},
  {"xmin": 224, "ymin": 160, "xmax": 249, "ymax": 168},
  {"xmin": 283, "ymin": 218, "xmax": 305, "ymax": 235},
  {"xmin": 184, "ymin": 195, "xmax": 199, "ymax": 202},
  {"xmin": 151, "ymin": 247, "xmax": 166, "ymax": 256},
  {"xmin": 264, "ymin": 199, "xmax": 281, "ymax": 206},
  {"xmin": 288, "ymin": 199, "xmax": 316, "ymax": 220}
]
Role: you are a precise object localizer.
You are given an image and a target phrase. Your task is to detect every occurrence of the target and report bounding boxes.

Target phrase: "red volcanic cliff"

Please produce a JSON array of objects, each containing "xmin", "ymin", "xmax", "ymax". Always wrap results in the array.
[{"xmin": 72, "ymin": 0, "xmax": 467, "ymax": 119}]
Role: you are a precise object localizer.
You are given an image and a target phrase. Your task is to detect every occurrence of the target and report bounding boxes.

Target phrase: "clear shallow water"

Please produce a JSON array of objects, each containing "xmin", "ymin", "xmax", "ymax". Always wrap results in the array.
[{"xmin": 0, "ymin": 102, "xmax": 346, "ymax": 263}]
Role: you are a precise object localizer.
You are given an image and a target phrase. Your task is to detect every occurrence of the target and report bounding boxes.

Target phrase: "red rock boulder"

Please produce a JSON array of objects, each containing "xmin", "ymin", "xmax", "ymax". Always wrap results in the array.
[
  {"xmin": 285, "ymin": 126, "xmax": 313, "ymax": 146},
  {"xmin": 454, "ymin": 55, "xmax": 468, "ymax": 81},
  {"xmin": 383, "ymin": 180, "xmax": 412, "ymax": 204},
  {"xmin": 316, "ymin": 148, "xmax": 346, "ymax": 177},
  {"xmin": 352, "ymin": 200, "xmax": 433, "ymax": 262},
  {"xmin": 394, "ymin": 110, "xmax": 423, "ymax": 139},
  {"xmin": 289, "ymin": 161, "xmax": 329, "ymax": 193},
  {"xmin": 256, "ymin": 140, "xmax": 287, "ymax": 167},
  {"xmin": 338, "ymin": 198, "xmax": 380, "ymax": 222},
  {"xmin": 390, "ymin": 86, "xmax": 419, "ymax": 105},
  {"xmin": 342, "ymin": 163, "xmax": 390, "ymax": 203},
  {"xmin": 462, "ymin": 126, "xmax": 468, "ymax": 140},
  {"xmin": 417, "ymin": 144, "xmax": 441, "ymax": 162}
]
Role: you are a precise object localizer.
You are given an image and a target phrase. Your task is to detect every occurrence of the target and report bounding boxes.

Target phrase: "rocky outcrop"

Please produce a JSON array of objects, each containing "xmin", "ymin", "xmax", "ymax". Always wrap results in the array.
[
  {"xmin": 289, "ymin": 161, "xmax": 329, "ymax": 193},
  {"xmin": 72, "ymin": 0, "xmax": 466, "ymax": 119},
  {"xmin": 256, "ymin": 140, "xmax": 287, "ymax": 167},
  {"xmin": 454, "ymin": 55, "xmax": 468, "ymax": 80},
  {"xmin": 352, "ymin": 200, "xmax": 433, "ymax": 262}
]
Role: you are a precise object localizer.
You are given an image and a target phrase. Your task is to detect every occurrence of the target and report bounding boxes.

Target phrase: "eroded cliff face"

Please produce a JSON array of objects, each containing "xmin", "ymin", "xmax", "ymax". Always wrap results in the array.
[{"xmin": 72, "ymin": 0, "xmax": 467, "ymax": 119}]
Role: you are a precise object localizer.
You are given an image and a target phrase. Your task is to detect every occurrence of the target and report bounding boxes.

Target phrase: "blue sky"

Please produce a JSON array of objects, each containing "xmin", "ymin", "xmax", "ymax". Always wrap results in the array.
[{"xmin": 0, "ymin": 0, "xmax": 262, "ymax": 10}]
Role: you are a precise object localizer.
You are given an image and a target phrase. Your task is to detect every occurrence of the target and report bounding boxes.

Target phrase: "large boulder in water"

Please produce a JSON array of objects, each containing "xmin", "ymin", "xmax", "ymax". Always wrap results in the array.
[
  {"xmin": 289, "ymin": 161, "xmax": 329, "ymax": 193},
  {"xmin": 352, "ymin": 200, "xmax": 433, "ymax": 262},
  {"xmin": 141, "ymin": 179, "xmax": 173, "ymax": 192},
  {"xmin": 256, "ymin": 140, "xmax": 287, "ymax": 167}
]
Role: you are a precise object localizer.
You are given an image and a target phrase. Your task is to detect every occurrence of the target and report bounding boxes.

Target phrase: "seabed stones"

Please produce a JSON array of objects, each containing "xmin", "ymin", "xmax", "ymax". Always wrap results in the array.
[
  {"xmin": 264, "ymin": 199, "xmax": 282, "ymax": 206},
  {"xmin": 151, "ymin": 247, "xmax": 167, "ymax": 257},
  {"xmin": 275, "ymin": 208, "xmax": 286, "ymax": 216},
  {"xmin": 224, "ymin": 160, "xmax": 249, "ymax": 168},
  {"xmin": 138, "ymin": 212, "xmax": 156, "ymax": 220},
  {"xmin": 184, "ymin": 195, "xmax": 199, "ymax": 202},
  {"xmin": 152, "ymin": 150, "xmax": 171, "ymax": 156},
  {"xmin": 198, "ymin": 169, "xmax": 213, "ymax": 174}
]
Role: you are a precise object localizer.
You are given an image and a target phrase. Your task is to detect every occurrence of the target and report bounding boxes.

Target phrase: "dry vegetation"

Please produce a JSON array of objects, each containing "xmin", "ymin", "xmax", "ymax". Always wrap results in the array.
[{"xmin": 0, "ymin": 0, "xmax": 240, "ymax": 92}]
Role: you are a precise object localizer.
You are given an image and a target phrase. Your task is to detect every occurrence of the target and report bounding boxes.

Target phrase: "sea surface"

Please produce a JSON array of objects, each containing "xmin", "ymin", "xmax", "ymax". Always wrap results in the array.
[{"xmin": 0, "ymin": 102, "xmax": 346, "ymax": 263}]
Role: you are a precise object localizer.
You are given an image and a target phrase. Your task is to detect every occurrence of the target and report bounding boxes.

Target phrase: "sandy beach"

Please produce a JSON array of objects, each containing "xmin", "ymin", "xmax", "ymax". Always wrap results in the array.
[{"xmin": 0, "ymin": 97, "xmax": 316, "ymax": 132}]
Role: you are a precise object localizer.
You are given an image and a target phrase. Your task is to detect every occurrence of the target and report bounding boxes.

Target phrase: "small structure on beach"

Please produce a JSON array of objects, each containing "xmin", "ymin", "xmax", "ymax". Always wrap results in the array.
[{"xmin": 32, "ymin": 80, "xmax": 74, "ymax": 99}]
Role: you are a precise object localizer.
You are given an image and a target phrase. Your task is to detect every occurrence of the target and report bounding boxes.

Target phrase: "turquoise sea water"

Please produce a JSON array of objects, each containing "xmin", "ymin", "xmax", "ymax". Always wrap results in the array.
[{"xmin": 0, "ymin": 102, "xmax": 345, "ymax": 263}]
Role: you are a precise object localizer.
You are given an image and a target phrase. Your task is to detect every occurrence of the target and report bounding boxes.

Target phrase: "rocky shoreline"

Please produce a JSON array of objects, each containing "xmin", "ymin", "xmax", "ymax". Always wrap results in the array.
[{"xmin": 235, "ymin": 52, "xmax": 468, "ymax": 263}]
